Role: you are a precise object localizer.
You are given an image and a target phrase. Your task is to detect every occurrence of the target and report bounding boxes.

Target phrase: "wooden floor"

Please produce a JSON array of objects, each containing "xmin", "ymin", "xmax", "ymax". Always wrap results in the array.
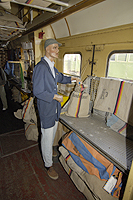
[
  {"xmin": 0, "ymin": 86, "xmax": 86, "ymax": 200},
  {"xmin": 0, "ymin": 128, "xmax": 87, "ymax": 200}
]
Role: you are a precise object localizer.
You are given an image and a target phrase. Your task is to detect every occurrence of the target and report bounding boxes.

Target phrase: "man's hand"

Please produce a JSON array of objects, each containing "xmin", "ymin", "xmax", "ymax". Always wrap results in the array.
[
  {"xmin": 75, "ymin": 77, "xmax": 82, "ymax": 85},
  {"xmin": 53, "ymin": 94, "xmax": 63, "ymax": 103},
  {"xmin": 71, "ymin": 77, "xmax": 82, "ymax": 85}
]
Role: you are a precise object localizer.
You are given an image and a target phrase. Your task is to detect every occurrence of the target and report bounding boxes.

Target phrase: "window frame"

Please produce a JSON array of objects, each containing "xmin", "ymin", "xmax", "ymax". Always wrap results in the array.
[
  {"xmin": 63, "ymin": 52, "xmax": 82, "ymax": 77},
  {"xmin": 128, "ymin": 54, "xmax": 133, "ymax": 63},
  {"xmin": 106, "ymin": 50, "xmax": 133, "ymax": 80}
]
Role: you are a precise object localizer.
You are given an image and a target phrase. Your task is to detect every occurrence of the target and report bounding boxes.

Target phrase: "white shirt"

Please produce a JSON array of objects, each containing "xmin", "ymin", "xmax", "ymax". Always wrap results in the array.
[{"xmin": 44, "ymin": 56, "xmax": 55, "ymax": 78}]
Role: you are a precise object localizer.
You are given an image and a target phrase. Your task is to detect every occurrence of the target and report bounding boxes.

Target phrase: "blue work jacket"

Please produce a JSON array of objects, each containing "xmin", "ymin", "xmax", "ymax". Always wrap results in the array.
[{"xmin": 32, "ymin": 57, "xmax": 71, "ymax": 129}]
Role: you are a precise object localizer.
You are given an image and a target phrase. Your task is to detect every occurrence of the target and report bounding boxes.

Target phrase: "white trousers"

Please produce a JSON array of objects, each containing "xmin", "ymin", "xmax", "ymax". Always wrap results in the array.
[{"xmin": 41, "ymin": 121, "xmax": 58, "ymax": 167}]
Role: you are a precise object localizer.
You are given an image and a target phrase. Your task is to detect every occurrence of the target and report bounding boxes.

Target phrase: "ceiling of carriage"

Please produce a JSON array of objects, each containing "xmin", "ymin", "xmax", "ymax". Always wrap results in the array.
[
  {"xmin": 51, "ymin": 0, "xmax": 133, "ymax": 39},
  {"xmin": 0, "ymin": 0, "xmax": 133, "ymax": 48},
  {"xmin": 0, "ymin": 0, "xmax": 105, "ymax": 46}
]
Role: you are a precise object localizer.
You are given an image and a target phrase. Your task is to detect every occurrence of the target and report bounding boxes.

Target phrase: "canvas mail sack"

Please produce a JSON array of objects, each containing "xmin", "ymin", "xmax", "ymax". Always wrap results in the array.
[
  {"xmin": 66, "ymin": 84, "xmax": 90, "ymax": 118},
  {"xmin": 22, "ymin": 97, "xmax": 39, "ymax": 141},
  {"xmin": 14, "ymin": 97, "xmax": 39, "ymax": 141},
  {"xmin": 94, "ymin": 78, "xmax": 133, "ymax": 125}
]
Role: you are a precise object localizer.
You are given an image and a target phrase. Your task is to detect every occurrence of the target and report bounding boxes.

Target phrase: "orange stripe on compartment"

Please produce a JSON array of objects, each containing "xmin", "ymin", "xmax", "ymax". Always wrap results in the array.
[
  {"xmin": 113, "ymin": 172, "xmax": 123, "ymax": 197},
  {"xmin": 76, "ymin": 134, "xmax": 118, "ymax": 177},
  {"xmin": 63, "ymin": 137, "xmax": 101, "ymax": 180},
  {"xmin": 63, "ymin": 132, "xmax": 122, "ymax": 185}
]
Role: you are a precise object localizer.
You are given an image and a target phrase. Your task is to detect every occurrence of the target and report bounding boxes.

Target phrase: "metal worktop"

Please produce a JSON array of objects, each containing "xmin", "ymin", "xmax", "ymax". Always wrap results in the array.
[{"xmin": 60, "ymin": 112, "xmax": 133, "ymax": 173}]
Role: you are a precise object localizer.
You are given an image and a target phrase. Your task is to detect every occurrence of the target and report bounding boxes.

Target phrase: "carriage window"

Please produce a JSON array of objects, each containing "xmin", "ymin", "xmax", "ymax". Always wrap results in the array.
[
  {"xmin": 63, "ymin": 53, "xmax": 81, "ymax": 77},
  {"xmin": 110, "ymin": 54, "xmax": 115, "ymax": 61},
  {"xmin": 117, "ymin": 53, "xmax": 127, "ymax": 62},
  {"xmin": 107, "ymin": 52, "xmax": 133, "ymax": 81},
  {"xmin": 129, "ymin": 54, "xmax": 133, "ymax": 62}
]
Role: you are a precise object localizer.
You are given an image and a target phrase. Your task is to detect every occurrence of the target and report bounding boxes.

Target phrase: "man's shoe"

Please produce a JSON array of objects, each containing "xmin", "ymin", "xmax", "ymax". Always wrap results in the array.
[
  {"xmin": 2, "ymin": 108, "xmax": 7, "ymax": 111},
  {"xmin": 52, "ymin": 150, "xmax": 57, "ymax": 157},
  {"xmin": 47, "ymin": 166, "xmax": 59, "ymax": 180}
]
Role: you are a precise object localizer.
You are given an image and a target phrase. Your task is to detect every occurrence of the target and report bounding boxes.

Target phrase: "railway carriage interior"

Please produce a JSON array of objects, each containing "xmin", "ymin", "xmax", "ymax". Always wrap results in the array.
[{"xmin": 0, "ymin": 0, "xmax": 133, "ymax": 199}]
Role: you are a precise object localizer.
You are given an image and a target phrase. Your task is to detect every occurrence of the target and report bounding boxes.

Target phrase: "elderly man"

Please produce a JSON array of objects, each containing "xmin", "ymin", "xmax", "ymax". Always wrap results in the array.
[{"xmin": 33, "ymin": 38, "xmax": 81, "ymax": 180}]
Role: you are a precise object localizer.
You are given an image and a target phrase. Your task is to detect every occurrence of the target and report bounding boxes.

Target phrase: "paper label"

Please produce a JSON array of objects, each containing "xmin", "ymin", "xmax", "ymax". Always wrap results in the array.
[{"xmin": 103, "ymin": 176, "xmax": 117, "ymax": 193}]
